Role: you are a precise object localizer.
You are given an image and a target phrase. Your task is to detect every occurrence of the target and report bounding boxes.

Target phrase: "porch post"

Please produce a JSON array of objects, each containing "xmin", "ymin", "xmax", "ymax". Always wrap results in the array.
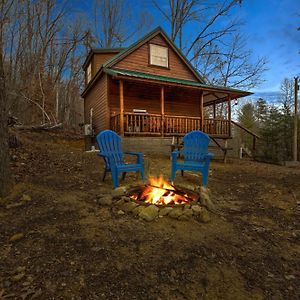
[
  {"xmin": 213, "ymin": 102, "xmax": 216, "ymax": 134},
  {"xmin": 213, "ymin": 102, "xmax": 216, "ymax": 119},
  {"xmin": 161, "ymin": 86, "xmax": 165, "ymax": 137},
  {"xmin": 200, "ymin": 91, "xmax": 204, "ymax": 130},
  {"xmin": 119, "ymin": 80, "xmax": 124, "ymax": 136},
  {"xmin": 228, "ymin": 95, "xmax": 231, "ymax": 137}
]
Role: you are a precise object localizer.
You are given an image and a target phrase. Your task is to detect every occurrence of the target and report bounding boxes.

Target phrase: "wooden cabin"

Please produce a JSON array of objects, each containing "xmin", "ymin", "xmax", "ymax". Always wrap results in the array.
[{"xmin": 82, "ymin": 27, "xmax": 252, "ymax": 151}]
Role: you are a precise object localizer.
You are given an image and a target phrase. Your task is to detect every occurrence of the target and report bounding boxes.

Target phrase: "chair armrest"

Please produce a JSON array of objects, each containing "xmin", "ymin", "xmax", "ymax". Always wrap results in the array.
[
  {"xmin": 204, "ymin": 152, "xmax": 214, "ymax": 160},
  {"xmin": 124, "ymin": 151, "xmax": 143, "ymax": 157},
  {"xmin": 204, "ymin": 152, "xmax": 214, "ymax": 166},
  {"xmin": 124, "ymin": 151, "xmax": 143, "ymax": 164},
  {"xmin": 97, "ymin": 153, "xmax": 115, "ymax": 169},
  {"xmin": 171, "ymin": 150, "xmax": 183, "ymax": 162}
]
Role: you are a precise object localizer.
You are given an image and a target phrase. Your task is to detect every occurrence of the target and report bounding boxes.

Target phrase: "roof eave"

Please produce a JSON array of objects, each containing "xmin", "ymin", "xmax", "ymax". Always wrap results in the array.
[{"xmin": 103, "ymin": 68, "xmax": 252, "ymax": 98}]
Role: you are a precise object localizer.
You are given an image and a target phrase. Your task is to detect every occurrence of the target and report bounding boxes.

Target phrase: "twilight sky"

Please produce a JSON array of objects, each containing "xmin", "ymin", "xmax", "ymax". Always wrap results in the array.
[
  {"xmin": 236, "ymin": 0, "xmax": 300, "ymax": 93},
  {"xmin": 149, "ymin": 0, "xmax": 300, "ymax": 93},
  {"xmin": 82, "ymin": 0, "xmax": 299, "ymax": 96}
]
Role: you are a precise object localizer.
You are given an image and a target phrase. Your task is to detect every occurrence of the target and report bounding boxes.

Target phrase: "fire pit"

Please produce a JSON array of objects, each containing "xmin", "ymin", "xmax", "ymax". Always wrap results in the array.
[
  {"xmin": 130, "ymin": 176, "xmax": 199, "ymax": 205},
  {"xmin": 111, "ymin": 176, "xmax": 212, "ymax": 222}
]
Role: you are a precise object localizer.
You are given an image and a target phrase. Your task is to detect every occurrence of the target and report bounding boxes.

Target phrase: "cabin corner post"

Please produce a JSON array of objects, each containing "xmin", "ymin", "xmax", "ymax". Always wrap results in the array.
[
  {"xmin": 119, "ymin": 80, "xmax": 124, "ymax": 136},
  {"xmin": 228, "ymin": 95, "xmax": 231, "ymax": 137},
  {"xmin": 161, "ymin": 86, "xmax": 165, "ymax": 137},
  {"xmin": 213, "ymin": 101, "xmax": 216, "ymax": 134},
  {"xmin": 200, "ymin": 91, "xmax": 204, "ymax": 130}
]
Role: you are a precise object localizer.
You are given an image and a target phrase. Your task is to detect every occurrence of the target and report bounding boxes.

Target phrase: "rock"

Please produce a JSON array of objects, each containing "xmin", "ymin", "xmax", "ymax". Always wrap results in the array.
[
  {"xmin": 112, "ymin": 186, "xmax": 127, "ymax": 197},
  {"xmin": 121, "ymin": 201, "xmax": 139, "ymax": 212},
  {"xmin": 198, "ymin": 208, "xmax": 211, "ymax": 223},
  {"xmin": 9, "ymin": 233, "xmax": 24, "ymax": 242},
  {"xmin": 200, "ymin": 195, "xmax": 215, "ymax": 211},
  {"xmin": 15, "ymin": 266, "xmax": 26, "ymax": 274},
  {"xmin": 285, "ymin": 274, "xmax": 296, "ymax": 280},
  {"xmin": 132, "ymin": 205, "xmax": 144, "ymax": 216},
  {"xmin": 191, "ymin": 205, "xmax": 203, "ymax": 215},
  {"xmin": 12, "ymin": 272, "xmax": 25, "ymax": 282},
  {"xmin": 183, "ymin": 204, "xmax": 191, "ymax": 209},
  {"xmin": 168, "ymin": 207, "xmax": 183, "ymax": 219},
  {"xmin": 183, "ymin": 208, "xmax": 193, "ymax": 218},
  {"xmin": 21, "ymin": 194, "xmax": 31, "ymax": 202},
  {"xmin": 121, "ymin": 196, "xmax": 131, "ymax": 202},
  {"xmin": 159, "ymin": 207, "xmax": 173, "ymax": 216},
  {"xmin": 117, "ymin": 210, "xmax": 125, "ymax": 215},
  {"xmin": 197, "ymin": 187, "xmax": 215, "ymax": 211},
  {"xmin": 184, "ymin": 184, "xmax": 195, "ymax": 191},
  {"xmin": 6, "ymin": 202, "xmax": 24, "ymax": 209},
  {"xmin": 98, "ymin": 196, "xmax": 112, "ymax": 205},
  {"xmin": 139, "ymin": 205, "xmax": 159, "ymax": 221},
  {"xmin": 178, "ymin": 214, "xmax": 190, "ymax": 221},
  {"xmin": 115, "ymin": 199, "xmax": 125, "ymax": 207}
]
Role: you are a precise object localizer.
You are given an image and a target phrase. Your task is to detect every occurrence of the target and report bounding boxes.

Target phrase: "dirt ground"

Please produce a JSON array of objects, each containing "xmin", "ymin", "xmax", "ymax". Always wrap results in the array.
[{"xmin": 0, "ymin": 131, "xmax": 299, "ymax": 300}]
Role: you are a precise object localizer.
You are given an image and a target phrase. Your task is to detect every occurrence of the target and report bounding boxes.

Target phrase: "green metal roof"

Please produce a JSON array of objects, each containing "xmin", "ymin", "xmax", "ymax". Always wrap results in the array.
[{"xmin": 103, "ymin": 68, "xmax": 252, "ymax": 95}]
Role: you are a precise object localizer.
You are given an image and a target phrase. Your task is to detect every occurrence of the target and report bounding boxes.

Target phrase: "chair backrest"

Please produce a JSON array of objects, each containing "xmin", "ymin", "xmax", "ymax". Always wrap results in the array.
[
  {"xmin": 183, "ymin": 130, "xmax": 210, "ymax": 161},
  {"xmin": 96, "ymin": 130, "xmax": 124, "ymax": 168}
]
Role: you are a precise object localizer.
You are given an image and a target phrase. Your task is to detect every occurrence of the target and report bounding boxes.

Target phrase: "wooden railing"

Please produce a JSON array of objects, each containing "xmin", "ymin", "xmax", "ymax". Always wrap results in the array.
[
  {"xmin": 204, "ymin": 118, "xmax": 230, "ymax": 136},
  {"xmin": 124, "ymin": 113, "xmax": 162, "ymax": 135},
  {"xmin": 164, "ymin": 115, "xmax": 201, "ymax": 135},
  {"xmin": 110, "ymin": 113, "xmax": 230, "ymax": 137}
]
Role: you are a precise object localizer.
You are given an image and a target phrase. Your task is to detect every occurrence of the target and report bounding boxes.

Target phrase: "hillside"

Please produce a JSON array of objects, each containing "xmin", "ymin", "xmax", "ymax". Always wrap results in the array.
[{"xmin": 0, "ymin": 131, "xmax": 299, "ymax": 299}]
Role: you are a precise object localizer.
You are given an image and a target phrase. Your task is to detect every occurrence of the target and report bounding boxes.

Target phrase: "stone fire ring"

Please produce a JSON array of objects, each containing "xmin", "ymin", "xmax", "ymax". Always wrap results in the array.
[{"xmin": 97, "ymin": 185, "xmax": 215, "ymax": 223}]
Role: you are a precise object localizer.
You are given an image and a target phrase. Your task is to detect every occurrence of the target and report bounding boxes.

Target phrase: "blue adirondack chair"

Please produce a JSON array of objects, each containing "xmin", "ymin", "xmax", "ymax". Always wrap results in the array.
[
  {"xmin": 96, "ymin": 130, "xmax": 145, "ymax": 188},
  {"xmin": 171, "ymin": 130, "xmax": 214, "ymax": 186}
]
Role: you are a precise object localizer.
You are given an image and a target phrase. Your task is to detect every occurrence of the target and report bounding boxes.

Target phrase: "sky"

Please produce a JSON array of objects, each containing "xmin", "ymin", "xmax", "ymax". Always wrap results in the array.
[
  {"xmin": 145, "ymin": 0, "xmax": 300, "ymax": 99},
  {"xmin": 81, "ymin": 0, "xmax": 300, "ymax": 101},
  {"xmin": 236, "ymin": 0, "xmax": 300, "ymax": 93},
  {"xmin": 153, "ymin": 0, "xmax": 300, "ymax": 93}
]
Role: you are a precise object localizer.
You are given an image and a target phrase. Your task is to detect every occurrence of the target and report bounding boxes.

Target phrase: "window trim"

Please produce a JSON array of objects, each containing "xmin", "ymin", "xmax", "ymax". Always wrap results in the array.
[
  {"xmin": 86, "ymin": 62, "xmax": 92, "ymax": 84},
  {"xmin": 148, "ymin": 43, "xmax": 169, "ymax": 69}
]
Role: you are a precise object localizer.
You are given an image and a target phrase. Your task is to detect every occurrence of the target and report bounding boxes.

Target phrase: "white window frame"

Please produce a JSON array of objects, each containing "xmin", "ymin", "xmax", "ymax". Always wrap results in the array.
[
  {"xmin": 86, "ymin": 63, "xmax": 92, "ymax": 83},
  {"xmin": 149, "ymin": 44, "xmax": 169, "ymax": 68}
]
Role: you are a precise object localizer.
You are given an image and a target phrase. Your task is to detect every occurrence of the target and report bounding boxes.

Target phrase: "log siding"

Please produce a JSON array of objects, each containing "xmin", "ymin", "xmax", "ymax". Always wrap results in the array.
[
  {"xmin": 115, "ymin": 34, "xmax": 198, "ymax": 82},
  {"xmin": 84, "ymin": 74, "xmax": 109, "ymax": 134}
]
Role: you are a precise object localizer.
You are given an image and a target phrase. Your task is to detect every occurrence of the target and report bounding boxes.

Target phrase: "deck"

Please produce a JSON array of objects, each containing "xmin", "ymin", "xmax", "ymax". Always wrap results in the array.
[{"xmin": 110, "ymin": 113, "xmax": 230, "ymax": 137}]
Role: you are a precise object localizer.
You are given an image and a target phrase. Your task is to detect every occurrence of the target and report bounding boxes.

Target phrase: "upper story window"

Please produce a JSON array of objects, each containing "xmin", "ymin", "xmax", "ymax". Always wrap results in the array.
[
  {"xmin": 149, "ymin": 44, "xmax": 169, "ymax": 68},
  {"xmin": 86, "ymin": 63, "xmax": 92, "ymax": 83}
]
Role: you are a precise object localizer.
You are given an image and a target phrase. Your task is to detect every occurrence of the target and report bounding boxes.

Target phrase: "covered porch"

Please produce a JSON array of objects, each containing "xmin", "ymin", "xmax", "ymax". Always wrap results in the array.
[{"xmin": 106, "ymin": 68, "xmax": 251, "ymax": 138}]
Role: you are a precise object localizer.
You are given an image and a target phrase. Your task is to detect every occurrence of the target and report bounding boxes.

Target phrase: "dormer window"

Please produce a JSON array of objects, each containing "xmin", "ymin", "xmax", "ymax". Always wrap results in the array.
[
  {"xmin": 86, "ymin": 63, "xmax": 92, "ymax": 83},
  {"xmin": 149, "ymin": 44, "xmax": 169, "ymax": 68}
]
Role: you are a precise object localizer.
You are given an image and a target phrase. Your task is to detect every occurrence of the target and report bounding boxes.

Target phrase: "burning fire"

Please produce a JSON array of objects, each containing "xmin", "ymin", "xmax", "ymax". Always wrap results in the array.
[{"xmin": 131, "ymin": 176, "xmax": 192, "ymax": 205}]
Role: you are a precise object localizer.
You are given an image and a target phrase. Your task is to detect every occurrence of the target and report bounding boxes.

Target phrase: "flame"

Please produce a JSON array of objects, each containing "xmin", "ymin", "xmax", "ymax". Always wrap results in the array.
[{"xmin": 132, "ymin": 175, "xmax": 190, "ymax": 205}]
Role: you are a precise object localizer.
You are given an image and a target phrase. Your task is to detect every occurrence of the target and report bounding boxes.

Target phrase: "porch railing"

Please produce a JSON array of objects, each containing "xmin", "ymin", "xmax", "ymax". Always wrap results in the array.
[{"xmin": 110, "ymin": 113, "xmax": 230, "ymax": 137}]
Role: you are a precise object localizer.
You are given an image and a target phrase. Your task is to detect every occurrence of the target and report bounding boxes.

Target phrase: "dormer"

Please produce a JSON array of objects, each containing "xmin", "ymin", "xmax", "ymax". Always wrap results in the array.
[{"xmin": 82, "ymin": 48, "xmax": 124, "ymax": 86}]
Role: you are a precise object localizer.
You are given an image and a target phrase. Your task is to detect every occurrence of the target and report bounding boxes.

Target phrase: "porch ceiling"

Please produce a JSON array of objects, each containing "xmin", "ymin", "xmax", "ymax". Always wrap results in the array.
[{"xmin": 104, "ymin": 67, "xmax": 252, "ymax": 105}]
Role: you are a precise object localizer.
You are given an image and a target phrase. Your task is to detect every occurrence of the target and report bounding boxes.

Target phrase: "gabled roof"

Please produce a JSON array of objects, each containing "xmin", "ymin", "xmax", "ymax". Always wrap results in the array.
[
  {"xmin": 82, "ymin": 48, "xmax": 125, "ymax": 70},
  {"xmin": 103, "ymin": 26, "xmax": 206, "ymax": 84}
]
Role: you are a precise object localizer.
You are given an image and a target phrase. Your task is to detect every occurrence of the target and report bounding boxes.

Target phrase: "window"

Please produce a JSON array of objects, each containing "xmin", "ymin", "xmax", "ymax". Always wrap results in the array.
[
  {"xmin": 149, "ymin": 44, "xmax": 169, "ymax": 68},
  {"xmin": 86, "ymin": 63, "xmax": 92, "ymax": 83}
]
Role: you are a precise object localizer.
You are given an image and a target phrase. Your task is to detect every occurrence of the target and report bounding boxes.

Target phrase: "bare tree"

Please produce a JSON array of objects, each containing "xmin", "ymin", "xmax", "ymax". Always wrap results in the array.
[
  {"xmin": 0, "ymin": 0, "xmax": 14, "ymax": 197},
  {"xmin": 195, "ymin": 33, "xmax": 268, "ymax": 89},
  {"xmin": 154, "ymin": 0, "xmax": 267, "ymax": 90},
  {"xmin": 3, "ymin": 0, "xmax": 88, "ymax": 129},
  {"xmin": 92, "ymin": 0, "xmax": 152, "ymax": 48}
]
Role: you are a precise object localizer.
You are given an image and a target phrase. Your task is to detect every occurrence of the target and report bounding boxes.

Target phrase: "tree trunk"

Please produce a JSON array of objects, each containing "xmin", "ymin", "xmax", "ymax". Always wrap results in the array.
[{"xmin": 0, "ymin": 43, "xmax": 11, "ymax": 197}]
